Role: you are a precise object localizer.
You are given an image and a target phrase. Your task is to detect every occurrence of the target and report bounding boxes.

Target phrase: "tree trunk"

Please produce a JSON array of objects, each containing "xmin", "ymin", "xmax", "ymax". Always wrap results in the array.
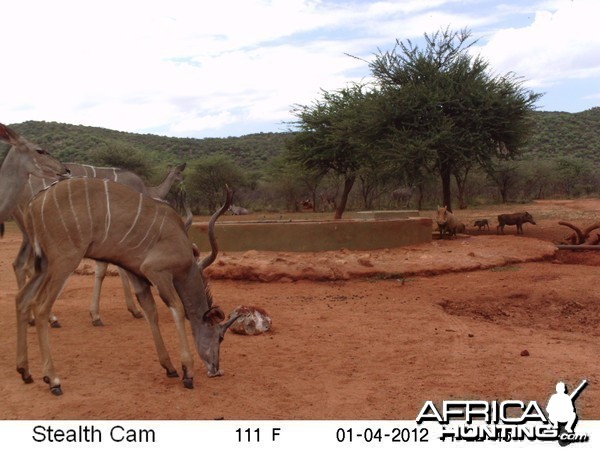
[
  {"xmin": 456, "ymin": 189, "xmax": 467, "ymax": 209},
  {"xmin": 500, "ymin": 185, "xmax": 508, "ymax": 203},
  {"xmin": 536, "ymin": 185, "xmax": 544, "ymax": 200},
  {"xmin": 416, "ymin": 184, "xmax": 424, "ymax": 210},
  {"xmin": 440, "ymin": 161, "xmax": 453, "ymax": 212},
  {"xmin": 334, "ymin": 175, "xmax": 356, "ymax": 220},
  {"xmin": 453, "ymin": 168, "xmax": 470, "ymax": 209}
]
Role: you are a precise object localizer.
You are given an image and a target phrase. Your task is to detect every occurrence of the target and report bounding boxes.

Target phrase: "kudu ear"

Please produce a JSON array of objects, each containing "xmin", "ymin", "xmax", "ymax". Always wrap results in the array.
[
  {"xmin": 0, "ymin": 123, "xmax": 19, "ymax": 144},
  {"xmin": 192, "ymin": 243, "xmax": 200, "ymax": 259},
  {"xmin": 203, "ymin": 306, "xmax": 225, "ymax": 325}
]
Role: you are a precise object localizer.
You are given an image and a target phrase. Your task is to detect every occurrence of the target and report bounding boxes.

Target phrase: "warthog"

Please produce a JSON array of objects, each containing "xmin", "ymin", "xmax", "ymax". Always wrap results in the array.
[
  {"xmin": 229, "ymin": 204, "xmax": 249, "ymax": 215},
  {"xmin": 497, "ymin": 212, "xmax": 536, "ymax": 235},
  {"xmin": 300, "ymin": 199, "xmax": 314, "ymax": 211},
  {"xmin": 392, "ymin": 186, "xmax": 414, "ymax": 208},
  {"xmin": 436, "ymin": 206, "xmax": 465, "ymax": 239},
  {"xmin": 473, "ymin": 219, "xmax": 490, "ymax": 231}
]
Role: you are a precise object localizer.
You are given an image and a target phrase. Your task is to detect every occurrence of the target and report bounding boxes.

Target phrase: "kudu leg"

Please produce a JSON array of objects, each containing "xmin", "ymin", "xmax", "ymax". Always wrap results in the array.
[
  {"xmin": 155, "ymin": 278, "xmax": 195, "ymax": 389},
  {"xmin": 13, "ymin": 238, "xmax": 39, "ymax": 327},
  {"xmin": 33, "ymin": 300, "xmax": 62, "ymax": 395},
  {"xmin": 135, "ymin": 268, "xmax": 195, "ymax": 388},
  {"xmin": 18, "ymin": 258, "xmax": 76, "ymax": 395},
  {"xmin": 15, "ymin": 270, "xmax": 44, "ymax": 385},
  {"xmin": 126, "ymin": 274, "xmax": 179, "ymax": 379},
  {"xmin": 89, "ymin": 261, "xmax": 108, "ymax": 326},
  {"xmin": 117, "ymin": 267, "xmax": 143, "ymax": 319},
  {"xmin": 90, "ymin": 264, "xmax": 143, "ymax": 326},
  {"xmin": 12, "ymin": 237, "xmax": 30, "ymax": 290},
  {"xmin": 35, "ymin": 263, "xmax": 82, "ymax": 395},
  {"xmin": 15, "ymin": 241, "xmax": 61, "ymax": 328},
  {"xmin": 168, "ymin": 304, "xmax": 195, "ymax": 389}
]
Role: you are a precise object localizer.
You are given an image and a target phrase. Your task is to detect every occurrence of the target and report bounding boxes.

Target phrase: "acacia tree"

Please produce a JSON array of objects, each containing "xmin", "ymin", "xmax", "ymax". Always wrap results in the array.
[
  {"xmin": 369, "ymin": 28, "xmax": 542, "ymax": 211},
  {"xmin": 186, "ymin": 154, "xmax": 246, "ymax": 213},
  {"xmin": 288, "ymin": 83, "xmax": 378, "ymax": 219},
  {"xmin": 265, "ymin": 156, "xmax": 324, "ymax": 211},
  {"xmin": 486, "ymin": 160, "xmax": 522, "ymax": 203}
]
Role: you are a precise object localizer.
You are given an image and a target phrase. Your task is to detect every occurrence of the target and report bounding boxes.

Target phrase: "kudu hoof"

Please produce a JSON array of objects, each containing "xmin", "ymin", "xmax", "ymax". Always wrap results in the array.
[
  {"xmin": 165, "ymin": 368, "xmax": 179, "ymax": 378},
  {"xmin": 17, "ymin": 367, "xmax": 33, "ymax": 384},
  {"xmin": 50, "ymin": 386, "xmax": 63, "ymax": 396},
  {"xmin": 43, "ymin": 376, "xmax": 63, "ymax": 396},
  {"xmin": 92, "ymin": 319, "xmax": 104, "ymax": 327},
  {"xmin": 183, "ymin": 378, "xmax": 194, "ymax": 389},
  {"xmin": 129, "ymin": 310, "xmax": 144, "ymax": 319},
  {"xmin": 50, "ymin": 320, "xmax": 62, "ymax": 329}
]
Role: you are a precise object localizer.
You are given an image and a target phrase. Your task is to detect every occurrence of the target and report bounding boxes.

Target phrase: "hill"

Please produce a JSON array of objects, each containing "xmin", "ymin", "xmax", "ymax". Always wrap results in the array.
[
  {"xmin": 3, "ymin": 120, "xmax": 293, "ymax": 172},
  {"xmin": 524, "ymin": 107, "xmax": 600, "ymax": 162},
  {"xmin": 2, "ymin": 108, "xmax": 600, "ymax": 209},
  {"xmin": 4, "ymin": 108, "xmax": 600, "ymax": 170}
]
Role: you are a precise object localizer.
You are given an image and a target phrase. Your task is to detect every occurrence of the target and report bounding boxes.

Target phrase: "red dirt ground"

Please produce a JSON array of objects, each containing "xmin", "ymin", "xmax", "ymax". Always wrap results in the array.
[{"xmin": 0, "ymin": 199, "xmax": 599, "ymax": 420}]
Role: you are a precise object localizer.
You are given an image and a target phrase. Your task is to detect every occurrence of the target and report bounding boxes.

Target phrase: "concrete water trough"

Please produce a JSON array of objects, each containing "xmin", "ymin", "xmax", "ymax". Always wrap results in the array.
[
  {"xmin": 355, "ymin": 210, "xmax": 420, "ymax": 219},
  {"xmin": 188, "ymin": 215, "xmax": 433, "ymax": 253}
]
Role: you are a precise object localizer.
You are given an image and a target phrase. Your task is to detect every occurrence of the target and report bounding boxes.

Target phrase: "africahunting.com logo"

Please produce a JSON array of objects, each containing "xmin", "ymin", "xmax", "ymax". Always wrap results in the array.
[{"xmin": 416, "ymin": 380, "xmax": 589, "ymax": 445}]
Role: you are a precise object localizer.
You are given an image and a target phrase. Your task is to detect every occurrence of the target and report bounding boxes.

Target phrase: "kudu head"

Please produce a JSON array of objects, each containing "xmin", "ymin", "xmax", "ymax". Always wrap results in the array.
[
  {"xmin": 192, "ymin": 307, "xmax": 240, "ymax": 377},
  {"xmin": 172, "ymin": 162, "xmax": 186, "ymax": 183},
  {"xmin": 190, "ymin": 184, "xmax": 237, "ymax": 377},
  {"xmin": 0, "ymin": 123, "xmax": 69, "ymax": 180}
]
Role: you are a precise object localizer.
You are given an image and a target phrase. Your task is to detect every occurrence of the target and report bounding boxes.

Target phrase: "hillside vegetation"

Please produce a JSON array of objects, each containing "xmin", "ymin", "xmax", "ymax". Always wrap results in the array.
[
  {"xmin": 2, "ymin": 107, "xmax": 600, "ymax": 212},
  {"xmin": 525, "ymin": 107, "xmax": 600, "ymax": 162},
  {"xmin": 5, "ymin": 108, "xmax": 600, "ymax": 168},
  {"xmin": 5, "ymin": 121, "xmax": 290, "ymax": 172}
]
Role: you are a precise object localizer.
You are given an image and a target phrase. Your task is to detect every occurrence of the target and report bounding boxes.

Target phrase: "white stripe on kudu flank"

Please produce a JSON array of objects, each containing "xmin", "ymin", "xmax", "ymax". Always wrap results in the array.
[
  {"xmin": 28, "ymin": 176, "xmax": 35, "ymax": 196},
  {"xmin": 142, "ymin": 209, "xmax": 168, "ymax": 253},
  {"xmin": 51, "ymin": 184, "xmax": 75, "ymax": 246},
  {"xmin": 133, "ymin": 207, "xmax": 158, "ymax": 250},
  {"xmin": 119, "ymin": 193, "xmax": 144, "ymax": 244},
  {"xmin": 84, "ymin": 178, "xmax": 93, "ymax": 239},
  {"xmin": 158, "ymin": 210, "xmax": 168, "ymax": 234},
  {"xmin": 101, "ymin": 179, "xmax": 112, "ymax": 243},
  {"xmin": 40, "ymin": 189, "xmax": 50, "ymax": 236},
  {"xmin": 83, "ymin": 164, "xmax": 97, "ymax": 177},
  {"xmin": 67, "ymin": 180, "xmax": 83, "ymax": 243}
]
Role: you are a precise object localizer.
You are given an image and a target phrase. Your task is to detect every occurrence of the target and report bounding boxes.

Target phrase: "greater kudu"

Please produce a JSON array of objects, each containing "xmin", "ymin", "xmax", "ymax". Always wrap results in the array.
[
  {"xmin": 11, "ymin": 162, "xmax": 186, "ymax": 326},
  {"xmin": 16, "ymin": 178, "xmax": 235, "ymax": 395}
]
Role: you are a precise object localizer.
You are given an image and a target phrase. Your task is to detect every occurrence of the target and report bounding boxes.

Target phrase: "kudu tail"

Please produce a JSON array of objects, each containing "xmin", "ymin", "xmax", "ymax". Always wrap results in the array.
[
  {"xmin": 183, "ymin": 203, "xmax": 194, "ymax": 232},
  {"xmin": 33, "ymin": 245, "xmax": 48, "ymax": 275}
]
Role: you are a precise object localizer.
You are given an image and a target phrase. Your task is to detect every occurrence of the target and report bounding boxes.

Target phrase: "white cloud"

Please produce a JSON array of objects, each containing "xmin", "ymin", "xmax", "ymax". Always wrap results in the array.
[
  {"xmin": 1, "ymin": 0, "xmax": 599, "ymax": 137},
  {"xmin": 478, "ymin": 0, "xmax": 600, "ymax": 87}
]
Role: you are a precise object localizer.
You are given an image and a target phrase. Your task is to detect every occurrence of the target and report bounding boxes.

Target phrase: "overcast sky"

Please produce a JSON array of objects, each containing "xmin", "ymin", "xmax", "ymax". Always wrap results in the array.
[{"xmin": 1, "ymin": 0, "xmax": 598, "ymax": 138}]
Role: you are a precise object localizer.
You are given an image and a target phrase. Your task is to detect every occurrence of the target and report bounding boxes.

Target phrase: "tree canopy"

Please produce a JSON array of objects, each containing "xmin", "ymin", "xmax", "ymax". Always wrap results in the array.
[
  {"xmin": 288, "ymin": 27, "xmax": 542, "ymax": 216},
  {"xmin": 369, "ymin": 28, "xmax": 542, "ymax": 211},
  {"xmin": 288, "ymin": 83, "xmax": 379, "ymax": 218}
]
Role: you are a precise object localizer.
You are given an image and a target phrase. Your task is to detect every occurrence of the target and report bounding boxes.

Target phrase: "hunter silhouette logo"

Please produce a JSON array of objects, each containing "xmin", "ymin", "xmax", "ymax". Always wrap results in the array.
[
  {"xmin": 416, "ymin": 380, "xmax": 590, "ymax": 444},
  {"xmin": 546, "ymin": 380, "xmax": 588, "ymax": 446}
]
